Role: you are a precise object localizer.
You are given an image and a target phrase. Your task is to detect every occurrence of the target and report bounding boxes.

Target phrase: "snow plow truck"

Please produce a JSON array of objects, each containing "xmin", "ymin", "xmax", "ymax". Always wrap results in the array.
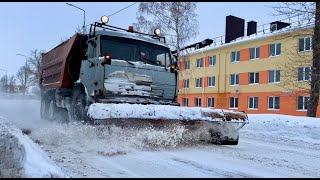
[{"xmin": 39, "ymin": 16, "xmax": 248, "ymax": 145}]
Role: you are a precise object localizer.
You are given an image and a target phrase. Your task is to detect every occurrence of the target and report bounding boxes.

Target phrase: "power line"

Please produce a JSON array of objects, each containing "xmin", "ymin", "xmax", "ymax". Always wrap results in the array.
[{"xmin": 108, "ymin": 2, "xmax": 138, "ymax": 17}]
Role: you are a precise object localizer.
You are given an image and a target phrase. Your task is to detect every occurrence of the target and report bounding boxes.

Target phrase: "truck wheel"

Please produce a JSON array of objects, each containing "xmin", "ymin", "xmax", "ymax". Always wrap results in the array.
[{"xmin": 71, "ymin": 87, "xmax": 88, "ymax": 121}]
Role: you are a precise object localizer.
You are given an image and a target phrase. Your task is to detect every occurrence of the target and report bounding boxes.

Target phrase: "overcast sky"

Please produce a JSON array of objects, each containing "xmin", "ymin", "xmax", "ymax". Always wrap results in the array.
[{"xmin": 0, "ymin": 2, "xmax": 280, "ymax": 76}]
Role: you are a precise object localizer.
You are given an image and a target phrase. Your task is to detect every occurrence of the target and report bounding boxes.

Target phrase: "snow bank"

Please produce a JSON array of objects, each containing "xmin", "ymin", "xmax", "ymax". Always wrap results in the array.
[
  {"xmin": 0, "ymin": 116, "xmax": 65, "ymax": 178},
  {"xmin": 88, "ymin": 103, "xmax": 247, "ymax": 122}
]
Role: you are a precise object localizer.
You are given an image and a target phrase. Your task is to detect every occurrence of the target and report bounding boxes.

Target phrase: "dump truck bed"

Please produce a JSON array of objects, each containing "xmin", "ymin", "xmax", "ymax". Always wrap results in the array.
[{"xmin": 40, "ymin": 33, "xmax": 87, "ymax": 89}]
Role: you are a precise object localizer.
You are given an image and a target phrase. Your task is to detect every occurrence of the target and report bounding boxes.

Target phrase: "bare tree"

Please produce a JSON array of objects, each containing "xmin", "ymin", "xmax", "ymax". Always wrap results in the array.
[
  {"xmin": 16, "ymin": 64, "xmax": 33, "ymax": 93},
  {"xmin": 273, "ymin": 2, "xmax": 318, "ymax": 117},
  {"xmin": 8, "ymin": 75, "xmax": 16, "ymax": 93},
  {"xmin": 28, "ymin": 49, "xmax": 45, "ymax": 86},
  {"xmin": 133, "ymin": 2, "xmax": 199, "ymax": 59}
]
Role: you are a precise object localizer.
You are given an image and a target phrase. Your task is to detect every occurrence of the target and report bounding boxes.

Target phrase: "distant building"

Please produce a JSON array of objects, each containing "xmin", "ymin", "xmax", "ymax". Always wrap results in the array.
[{"xmin": 177, "ymin": 15, "xmax": 318, "ymax": 117}]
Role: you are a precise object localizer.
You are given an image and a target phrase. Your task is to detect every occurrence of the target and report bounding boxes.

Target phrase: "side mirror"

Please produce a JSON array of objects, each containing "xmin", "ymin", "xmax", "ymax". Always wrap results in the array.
[{"xmin": 101, "ymin": 53, "xmax": 112, "ymax": 66}]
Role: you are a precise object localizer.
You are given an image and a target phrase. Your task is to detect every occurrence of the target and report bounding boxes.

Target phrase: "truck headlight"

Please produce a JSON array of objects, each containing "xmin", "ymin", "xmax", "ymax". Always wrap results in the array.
[
  {"xmin": 101, "ymin": 15, "xmax": 109, "ymax": 24},
  {"xmin": 154, "ymin": 28, "xmax": 161, "ymax": 36}
]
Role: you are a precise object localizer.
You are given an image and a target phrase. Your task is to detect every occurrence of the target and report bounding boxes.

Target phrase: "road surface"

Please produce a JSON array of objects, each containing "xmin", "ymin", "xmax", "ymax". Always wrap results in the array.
[{"xmin": 0, "ymin": 97, "xmax": 319, "ymax": 177}]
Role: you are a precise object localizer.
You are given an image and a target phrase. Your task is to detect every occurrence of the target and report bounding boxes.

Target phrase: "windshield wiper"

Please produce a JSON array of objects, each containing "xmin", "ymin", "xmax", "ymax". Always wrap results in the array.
[{"xmin": 125, "ymin": 60, "xmax": 135, "ymax": 66}]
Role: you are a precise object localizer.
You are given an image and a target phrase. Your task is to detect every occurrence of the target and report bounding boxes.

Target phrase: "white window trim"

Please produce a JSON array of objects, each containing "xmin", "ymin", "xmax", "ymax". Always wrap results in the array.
[
  {"xmin": 297, "ymin": 96, "xmax": 309, "ymax": 111},
  {"xmin": 297, "ymin": 67, "xmax": 311, "ymax": 82},
  {"xmin": 183, "ymin": 79, "xmax": 189, "ymax": 89},
  {"xmin": 229, "ymin": 97, "xmax": 239, "ymax": 108},
  {"xmin": 298, "ymin": 37, "xmax": 313, "ymax": 52},
  {"xmin": 268, "ymin": 96, "xmax": 280, "ymax": 110},
  {"xmin": 195, "ymin": 78, "xmax": 203, "ymax": 88},
  {"xmin": 230, "ymin": 74, "xmax": 239, "ymax": 86},
  {"xmin": 250, "ymin": 47, "xmax": 260, "ymax": 60},
  {"xmin": 195, "ymin": 98, "xmax": 202, "ymax": 107},
  {"xmin": 207, "ymin": 97, "xmax": 215, "ymax": 107},
  {"xmin": 268, "ymin": 70, "xmax": 281, "ymax": 83},
  {"xmin": 269, "ymin": 43, "xmax": 281, "ymax": 57},
  {"xmin": 208, "ymin": 76, "xmax": 216, "ymax": 87},
  {"xmin": 249, "ymin": 72, "xmax": 260, "ymax": 84},
  {"xmin": 231, "ymin": 51, "xmax": 240, "ymax": 63},
  {"xmin": 196, "ymin": 59, "xmax": 204, "ymax": 68},
  {"xmin": 209, "ymin": 56, "xmax": 216, "ymax": 66},
  {"xmin": 248, "ymin": 96, "xmax": 259, "ymax": 109}
]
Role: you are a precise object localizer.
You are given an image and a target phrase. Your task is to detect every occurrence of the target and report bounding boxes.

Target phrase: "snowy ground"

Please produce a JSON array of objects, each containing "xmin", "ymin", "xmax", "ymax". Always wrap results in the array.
[{"xmin": 0, "ymin": 97, "xmax": 319, "ymax": 177}]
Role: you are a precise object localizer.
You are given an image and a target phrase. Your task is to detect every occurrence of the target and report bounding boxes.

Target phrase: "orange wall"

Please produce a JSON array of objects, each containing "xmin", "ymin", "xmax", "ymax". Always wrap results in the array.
[{"xmin": 178, "ymin": 91, "xmax": 320, "ymax": 117}]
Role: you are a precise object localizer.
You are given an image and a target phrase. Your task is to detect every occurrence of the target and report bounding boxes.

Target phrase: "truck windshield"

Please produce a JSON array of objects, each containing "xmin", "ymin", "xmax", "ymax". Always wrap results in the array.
[{"xmin": 100, "ymin": 35, "xmax": 171, "ymax": 67}]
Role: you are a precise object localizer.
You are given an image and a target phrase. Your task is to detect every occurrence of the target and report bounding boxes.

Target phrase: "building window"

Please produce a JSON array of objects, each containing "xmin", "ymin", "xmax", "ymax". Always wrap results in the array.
[
  {"xmin": 299, "ymin": 36, "xmax": 313, "ymax": 52},
  {"xmin": 182, "ymin": 98, "xmax": 189, "ymax": 107},
  {"xmin": 297, "ymin": 96, "xmax": 309, "ymax": 110},
  {"xmin": 195, "ymin": 97, "xmax": 202, "ymax": 107},
  {"xmin": 229, "ymin": 97, "xmax": 238, "ymax": 108},
  {"xmin": 184, "ymin": 60, "xmax": 190, "ymax": 69},
  {"xmin": 298, "ymin": 67, "xmax": 311, "ymax": 81},
  {"xmin": 183, "ymin": 79, "xmax": 189, "ymax": 89},
  {"xmin": 249, "ymin": 72, "xmax": 259, "ymax": 84},
  {"xmin": 208, "ymin": 76, "xmax": 215, "ymax": 87},
  {"xmin": 249, "ymin": 47, "xmax": 260, "ymax": 59},
  {"xmin": 268, "ymin": 96, "xmax": 280, "ymax": 109},
  {"xmin": 230, "ymin": 73, "xmax": 239, "ymax": 85},
  {"xmin": 268, "ymin": 70, "xmax": 280, "ymax": 83},
  {"xmin": 231, "ymin": 51, "xmax": 240, "ymax": 63},
  {"xmin": 195, "ymin": 78, "xmax": 203, "ymax": 88},
  {"xmin": 207, "ymin": 97, "xmax": 215, "ymax": 107},
  {"xmin": 209, "ymin": 55, "xmax": 216, "ymax": 66},
  {"xmin": 196, "ymin": 58, "xmax": 204, "ymax": 68},
  {"xmin": 248, "ymin": 97, "xmax": 259, "ymax": 109},
  {"xmin": 269, "ymin": 43, "xmax": 281, "ymax": 56}
]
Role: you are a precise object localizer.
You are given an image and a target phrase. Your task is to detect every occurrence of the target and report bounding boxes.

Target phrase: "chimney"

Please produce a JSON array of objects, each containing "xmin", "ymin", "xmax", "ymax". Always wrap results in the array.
[
  {"xmin": 247, "ymin": 21, "xmax": 257, "ymax": 36},
  {"xmin": 225, "ymin": 15, "xmax": 245, "ymax": 43},
  {"xmin": 270, "ymin": 21, "xmax": 290, "ymax": 32}
]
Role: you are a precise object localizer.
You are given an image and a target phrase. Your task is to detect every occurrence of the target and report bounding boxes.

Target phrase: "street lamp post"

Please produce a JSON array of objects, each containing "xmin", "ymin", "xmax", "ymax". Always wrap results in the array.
[
  {"xmin": 66, "ymin": 3, "xmax": 86, "ymax": 34},
  {"xmin": 16, "ymin": 53, "xmax": 28, "ymax": 95}
]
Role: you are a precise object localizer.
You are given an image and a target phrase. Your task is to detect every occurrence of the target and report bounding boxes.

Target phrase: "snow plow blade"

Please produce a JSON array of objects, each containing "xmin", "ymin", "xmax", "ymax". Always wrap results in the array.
[{"xmin": 87, "ymin": 103, "xmax": 248, "ymax": 145}]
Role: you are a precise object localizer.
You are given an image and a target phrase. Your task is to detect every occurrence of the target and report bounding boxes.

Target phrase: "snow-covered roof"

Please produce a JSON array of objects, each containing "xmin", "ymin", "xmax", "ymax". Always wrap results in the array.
[
  {"xmin": 181, "ymin": 23, "xmax": 315, "ymax": 57},
  {"xmin": 95, "ymin": 30, "xmax": 170, "ymax": 49}
]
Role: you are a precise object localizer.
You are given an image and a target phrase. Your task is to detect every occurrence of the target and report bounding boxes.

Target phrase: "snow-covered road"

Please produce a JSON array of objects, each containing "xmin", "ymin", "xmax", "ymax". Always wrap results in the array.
[{"xmin": 0, "ymin": 97, "xmax": 319, "ymax": 177}]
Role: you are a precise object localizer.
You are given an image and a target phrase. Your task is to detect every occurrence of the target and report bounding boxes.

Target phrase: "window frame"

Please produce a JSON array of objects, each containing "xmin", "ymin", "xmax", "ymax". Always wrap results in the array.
[
  {"xmin": 183, "ymin": 79, "xmax": 189, "ymax": 89},
  {"xmin": 195, "ymin": 77, "xmax": 203, "ymax": 88},
  {"xmin": 196, "ymin": 58, "xmax": 204, "ymax": 68},
  {"xmin": 249, "ymin": 72, "xmax": 260, "ymax": 84},
  {"xmin": 298, "ymin": 66, "xmax": 311, "ymax": 81},
  {"xmin": 297, "ymin": 96, "xmax": 309, "ymax": 111},
  {"xmin": 268, "ymin": 96, "xmax": 280, "ymax": 110},
  {"xmin": 298, "ymin": 36, "xmax": 313, "ymax": 52},
  {"xmin": 208, "ymin": 76, "xmax": 216, "ymax": 87},
  {"xmin": 249, "ymin": 47, "xmax": 260, "ymax": 60},
  {"xmin": 248, "ymin": 96, "xmax": 259, "ymax": 109},
  {"xmin": 268, "ymin": 70, "xmax": 281, "ymax": 83},
  {"xmin": 230, "ymin": 51, "xmax": 240, "ymax": 63},
  {"xmin": 229, "ymin": 97, "xmax": 239, "ymax": 109},
  {"xmin": 269, "ymin": 43, "xmax": 281, "ymax": 57},
  {"xmin": 184, "ymin": 60, "xmax": 190, "ymax": 70},
  {"xmin": 230, "ymin": 73, "xmax": 239, "ymax": 86},
  {"xmin": 207, "ymin": 97, "xmax": 215, "ymax": 107},
  {"xmin": 182, "ymin": 98, "xmax": 189, "ymax": 107},
  {"xmin": 209, "ymin": 55, "xmax": 216, "ymax": 66},
  {"xmin": 195, "ymin": 97, "xmax": 202, "ymax": 107}
]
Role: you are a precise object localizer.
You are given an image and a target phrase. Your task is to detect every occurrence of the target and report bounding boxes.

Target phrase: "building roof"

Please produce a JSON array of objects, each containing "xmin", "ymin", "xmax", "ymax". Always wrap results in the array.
[{"xmin": 180, "ymin": 23, "xmax": 314, "ymax": 58}]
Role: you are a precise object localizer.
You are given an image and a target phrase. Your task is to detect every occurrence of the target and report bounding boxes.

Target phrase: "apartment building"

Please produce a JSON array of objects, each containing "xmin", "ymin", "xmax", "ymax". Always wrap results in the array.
[{"xmin": 177, "ymin": 15, "xmax": 319, "ymax": 117}]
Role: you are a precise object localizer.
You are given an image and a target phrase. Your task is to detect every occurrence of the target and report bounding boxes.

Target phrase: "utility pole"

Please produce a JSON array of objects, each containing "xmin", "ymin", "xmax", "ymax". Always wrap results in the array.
[
  {"xmin": 66, "ymin": 3, "xmax": 86, "ymax": 34},
  {"xmin": 16, "ymin": 53, "xmax": 28, "ymax": 95}
]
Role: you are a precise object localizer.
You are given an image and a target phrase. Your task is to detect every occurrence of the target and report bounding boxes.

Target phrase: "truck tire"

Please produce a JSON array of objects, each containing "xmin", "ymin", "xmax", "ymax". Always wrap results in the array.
[
  {"xmin": 71, "ymin": 86, "xmax": 88, "ymax": 121},
  {"xmin": 209, "ymin": 130, "xmax": 239, "ymax": 145}
]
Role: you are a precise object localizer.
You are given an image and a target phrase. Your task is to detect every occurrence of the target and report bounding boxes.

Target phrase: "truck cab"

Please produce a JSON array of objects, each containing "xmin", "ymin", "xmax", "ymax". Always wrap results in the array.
[{"xmin": 81, "ymin": 23, "xmax": 178, "ymax": 106}]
